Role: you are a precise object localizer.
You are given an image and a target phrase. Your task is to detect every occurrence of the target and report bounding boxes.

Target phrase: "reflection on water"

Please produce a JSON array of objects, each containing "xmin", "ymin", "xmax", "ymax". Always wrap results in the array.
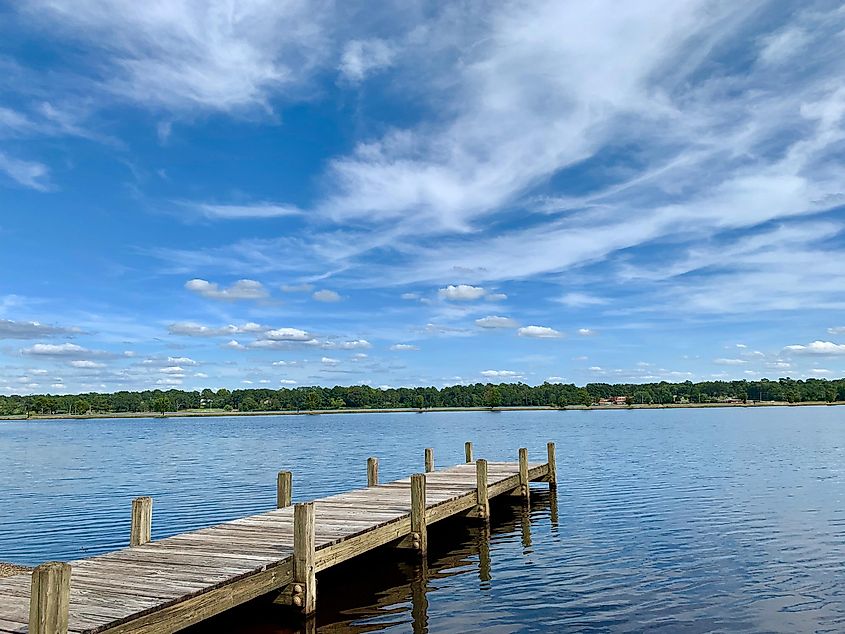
[{"xmin": 2, "ymin": 408, "xmax": 845, "ymax": 632}]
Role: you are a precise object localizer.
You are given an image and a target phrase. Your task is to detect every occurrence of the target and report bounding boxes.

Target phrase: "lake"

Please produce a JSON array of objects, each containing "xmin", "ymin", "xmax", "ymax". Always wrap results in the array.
[{"xmin": 1, "ymin": 407, "xmax": 843, "ymax": 632}]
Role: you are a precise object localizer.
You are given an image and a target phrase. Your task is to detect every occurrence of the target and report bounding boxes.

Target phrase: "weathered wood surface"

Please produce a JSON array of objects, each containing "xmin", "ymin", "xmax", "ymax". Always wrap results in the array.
[{"xmin": 0, "ymin": 461, "xmax": 549, "ymax": 634}]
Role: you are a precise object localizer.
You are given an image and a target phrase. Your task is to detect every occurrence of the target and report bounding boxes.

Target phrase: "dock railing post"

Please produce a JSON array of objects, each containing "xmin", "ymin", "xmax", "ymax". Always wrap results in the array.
[
  {"xmin": 518, "ymin": 448, "xmax": 530, "ymax": 503},
  {"xmin": 293, "ymin": 502, "xmax": 316, "ymax": 615},
  {"xmin": 465, "ymin": 442, "xmax": 473, "ymax": 463},
  {"xmin": 29, "ymin": 561, "xmax": 71, "ymax": 634},
  {"xmin": 475, "ymin": 459, "xmax": 489, "ymax": 520},
  {"xmin": 277, "ymin": 471, "xmax": 292, "ymax": 509},
  {"xmin": 424, "ymin": 448, "xmax": 434, "ymax": 473},
  {"xmin": 411, "ymin": 473, "xmax": 428, "ymax": 555},
  {"xmin": 130, "ymin": 496, "xmax": 152, "ymax": 547},
  {"xmin": 547, "ymin": 442, "xmax": 557, "ymax": 490},
  {"xmin": 367, "ymin": 457, "xmax": 379, "ymax": 487}
]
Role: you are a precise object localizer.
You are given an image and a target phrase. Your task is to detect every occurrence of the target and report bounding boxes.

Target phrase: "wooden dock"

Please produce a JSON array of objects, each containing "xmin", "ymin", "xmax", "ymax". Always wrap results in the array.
[{"xmin": 0, "ymin": 443, "xmax": 557, "ymax": 634}]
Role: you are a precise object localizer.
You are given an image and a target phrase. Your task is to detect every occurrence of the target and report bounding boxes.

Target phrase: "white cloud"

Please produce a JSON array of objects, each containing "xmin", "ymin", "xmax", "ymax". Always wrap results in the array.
[
  {"xmin": 713, "ymin": 358, "xmax": 747, "ymax": 366},
  {"xmin": 475, "ymin": 315, "xmax": 518, "ymax": 329},
  {"xmin": 321, "ymin": 356, "xmax": 340, "ymax": 366},
  {"xmin": 168, "ymin": 321, "xmax": 265, "ymax": 336},
  {"xmin": 758, "ymin": 27, "xmax": 809, "ymax": 66},
  {"xmin": 784, "ymin": 340, "xmax": 845, "ymax": 356},
  {"xmin": 339, "ymin": 38, "xmax": 396, "ymax": 82},
  {"xmin": 557, "ymin": 293, "xmax": 607, "ymax": 308},
  {"xmin": 518, "ymin": 325, "xmax": 562, "ymax": 339},
  {"xmin": 225, "ymin": 339, "xmax": 245, "ymax": 349},
  {"xmin": 486, "ymin": 293, "xmax": 508, "ymax": 302},
  {"xmin": 167, "ymin": 356, "xmax": 197, "ymax": 366},
  {"xmin": 0, "ymin": 319, "xmax": 78, "ymax": 339},
  {"xmin": 0, "ymin": 152, "xmax": 50, "ymax": 190},
  {"xmin": 24, "ymin": 0, "xmax": 333, "ymax": 113},
  {"xmin": 185, "ymin": 278, "xmax": 268, "ymax": 301},
  {"xmin": 401, "ymin": 292, "xmax": 419, "ymax": 300},
  {"xmin": 324, "ymin": 339, "xmax": 371, "ymax": 350},
  {"xmin": 312, "ymin": 289, "xmax": 341, "ymax": 302},
  {"xmin": 577, "ymin": 328, "xmax": 596, "ymax": 336},
  {"xmin": 828, "ymin": 327, "xmax": 845, "ymax": 335},
  {"xmin": 22, "ymin": 343, "xmax": 89, "ymax": 356},
  {"xmin": 262, "ymin": 328, "xmax": 312, "ymax": 341},
  {"xmin": 480, "ymin": 369, "xmax": 521, "ymax": 378},
  {"xmin": 69, "ymin": 360, "xmax": 105, "ymax": 369},
  {"xmin": 280, "ymin": 379, "xmax": 298, "ymax": 385},
  {"xmin": 390, "ymin": 343, "xmax": 419, "ymax": 351},
  {"xmin": 191, "ymin": 202, "xmax": 302, "ymax": 219},
  {"xmin": 272, "ymin": 360, "xmax": 297, "ymax": 366},
  {"xmin": 438, "ymin": 285, "xmax": 487, "ymax": 301},
  {"xmin": 160, "ymin": 366, "xmax": 185, "ymax": 374}
]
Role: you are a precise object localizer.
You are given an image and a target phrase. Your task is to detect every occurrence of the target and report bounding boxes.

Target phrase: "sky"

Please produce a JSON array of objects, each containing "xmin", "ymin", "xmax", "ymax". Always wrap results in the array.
[{"xmin": 1, "ymin": 0, "xmax": 845, "ymax": 395}]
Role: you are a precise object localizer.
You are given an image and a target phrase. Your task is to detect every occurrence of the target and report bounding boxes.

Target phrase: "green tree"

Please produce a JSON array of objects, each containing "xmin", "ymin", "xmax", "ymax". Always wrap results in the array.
[
  {"xmin": 152, "ymin": 396, "xmax": 171, "ymax": 414},
  {"xmin": 484, "ymin": 386, "xmax": 501, "ymax": 408}
]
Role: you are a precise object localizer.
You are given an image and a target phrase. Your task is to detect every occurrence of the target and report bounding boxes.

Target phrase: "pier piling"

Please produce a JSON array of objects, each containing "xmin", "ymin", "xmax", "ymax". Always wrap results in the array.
[
  {"xmin": 29, "ymin": 561, "xmax": 70, "ymax": 634},
  {"xmin": 129, "ymin": 496, "xmax": 152, "ymax": 547},
  {"xmin": 367, "ymin": 457, "xmax": 379, "ymax": 487},
  {"xmin": 277, "ymin": 471, "xmax": 292, "ymax": 509}
]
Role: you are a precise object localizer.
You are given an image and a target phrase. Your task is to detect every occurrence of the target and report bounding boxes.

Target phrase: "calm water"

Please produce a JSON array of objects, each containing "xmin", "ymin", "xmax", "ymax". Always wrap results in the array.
[{"xmin": 1, "ymin": 408, "xmax": 844, "ymax": 632}]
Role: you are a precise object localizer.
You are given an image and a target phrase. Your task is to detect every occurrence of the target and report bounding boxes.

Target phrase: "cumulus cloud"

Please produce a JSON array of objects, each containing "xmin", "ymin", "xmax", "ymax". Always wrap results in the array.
[
  {"xmin": 312, "ymin": 289, "xmax": 341, "ymax": 302},
  {"xmin": 0, "ymin": 319, "xmax": 78, "ymax": 339},
  {"xmin": 262, "ymin": 328, "xmax": 312, "ymax": 341},
  {"xmin": 22, "ymin": 343, "xmax": 89, "ymax": 356},
  {"xmin": 480, "ymin": 369, "xmax": 522, "ymax": 378},
  {"xmin": 321, "ymin": 356, "xmax": 340, "ymax": 366},
  {"xmin": 69, "ymin": 360, "xmax": 105, "ymax": 368},
  {"xmin": 784, "ymin": 340, "xmax": 845, "ymax": 356},
  {"xmin": 577, "ymin": 328, "xmax": 596, "ymax": 336},
  {"xmin": 168, "ymin": 322, "xmax": 265, "ymax": 336},
  {"xmin": 185, "ymin": 278, "xmax": 268, "ymax": 301},
  {"xmin": 475, "ymin": 315, "xmax": 518, "ymax": 329},
  {"xmin": 339, "ymin": 38, "xmax": 396, "ymax": 82},
  {"xmin": 323, "ymin": 339, "xmax": 371, "ymax": 350},
  {"xmin": 438, "ymin": 285, "xmax": 487, "ymax": 301},
  {"xmin": 518, "ymin": 325, "xmax": 562, "ymax": 339},
  {"xmin": 390, "ymin": 343, "xmax": 419, "ymax": 351}
]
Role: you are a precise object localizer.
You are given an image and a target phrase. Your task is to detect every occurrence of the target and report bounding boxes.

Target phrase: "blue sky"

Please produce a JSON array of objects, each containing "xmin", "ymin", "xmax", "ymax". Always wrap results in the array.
[{"xmin": 1, "ymin": 0, "xmax": 845, "ymax": 395}]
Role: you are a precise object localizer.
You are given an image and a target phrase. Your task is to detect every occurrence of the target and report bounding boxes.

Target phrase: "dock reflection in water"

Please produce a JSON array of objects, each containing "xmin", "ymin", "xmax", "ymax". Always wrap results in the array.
[{"xmin": 189, "ymin": 491, "xmax": 558, "ymax": 634}]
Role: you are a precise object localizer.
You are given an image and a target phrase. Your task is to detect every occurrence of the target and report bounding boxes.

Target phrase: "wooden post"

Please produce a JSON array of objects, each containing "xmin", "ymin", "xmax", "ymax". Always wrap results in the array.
[
  {"xmin": 424, "ymin": 448, "xmax": 434, "ymax": 473},
  {"xmin": 29, "ymin": 561, "xmax": 70, "ymax": 634},
  {"xmin": 293, "ymin": 502, "xmax": 316, "ymax": 615},
  {"xmin": 547, "ymin": 442, "xmax": 557, "ymax": 490},
  {"xmin": 518, "ymin": 447, "xmax": 530, "ymax": 503},
  {"xmin": 410, "ymin": 473, "xmax": 427, "ymax": 555},
  {"xmin": 277, "ymin": 471, "xmax": 292, "ymax": 509},
  {"xmin": 130, "ymin": 496, "xmax": 152, "ymax": 547},
  {"xmin": 367, "ymin": 457, "xmax": 379, "ymax": 487},
  {"xmin": 464, "ymin": 441, "xmax": 473, "ymax": 463},
  {"xmin": 475, "ymin": 459, "xmax": 489, "ymax": 520}
]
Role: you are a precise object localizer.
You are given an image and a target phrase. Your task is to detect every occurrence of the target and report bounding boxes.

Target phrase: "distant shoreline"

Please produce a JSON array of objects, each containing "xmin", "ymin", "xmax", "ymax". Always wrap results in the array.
[{"xmin": 2, "ymin": 400, "xmax": 842, "ymax": 421}]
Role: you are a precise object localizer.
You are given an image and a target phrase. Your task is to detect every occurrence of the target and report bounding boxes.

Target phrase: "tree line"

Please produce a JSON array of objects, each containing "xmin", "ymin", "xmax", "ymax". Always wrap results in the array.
[{"xmin": 1, "ymin": 377, "xmax": 843, "ymax": 416}]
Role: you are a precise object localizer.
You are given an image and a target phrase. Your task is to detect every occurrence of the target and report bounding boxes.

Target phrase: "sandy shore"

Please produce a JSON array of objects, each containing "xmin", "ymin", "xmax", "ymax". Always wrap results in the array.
[{"xmin": 0, "ymin": 562, "xmax": 31, "ymax": 578}]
